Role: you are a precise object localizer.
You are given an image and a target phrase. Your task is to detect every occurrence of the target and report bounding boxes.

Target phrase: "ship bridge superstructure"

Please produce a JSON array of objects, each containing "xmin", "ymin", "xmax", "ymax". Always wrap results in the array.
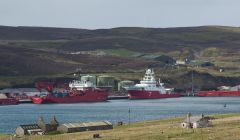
[
  {"xmin": 69, "ymin": 80, "xmax": 95, "ymax": 90},
  {"xmin": 126, "ymin": 69, "xmax": 166, "ymax": 94}
]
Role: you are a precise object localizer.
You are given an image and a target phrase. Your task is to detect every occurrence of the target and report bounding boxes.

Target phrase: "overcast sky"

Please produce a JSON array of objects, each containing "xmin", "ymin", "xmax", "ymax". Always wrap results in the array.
[{"xmin": 0, "ymin": 0, "xmax": 239, "ymax": 29}]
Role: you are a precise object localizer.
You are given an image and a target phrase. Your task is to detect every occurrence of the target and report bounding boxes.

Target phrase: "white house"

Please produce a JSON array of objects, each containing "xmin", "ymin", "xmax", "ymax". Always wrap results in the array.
[
  {"xmin": 176, "ymin": 60, "xmax": 187, "ymax": 65},
  {"xmin": 181, "ymin": 114, "xmax": 212, "ymax": 128}
]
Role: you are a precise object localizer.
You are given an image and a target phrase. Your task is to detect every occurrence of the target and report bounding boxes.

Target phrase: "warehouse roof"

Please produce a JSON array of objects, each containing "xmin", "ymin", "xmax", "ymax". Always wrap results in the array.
[
  {"xmin": 19, "ymin": 124, "xmax": 40, "ymax": 130},
  {"xmin": 184, "ymin": 116, "xmax": 210, "ymax": 123},
  {"xmin": 61, "ymin": 121, "xmax": 112, "ymax": 128},
  {"xmin": 0, "ymin": 88, "xmax": 47, "ymax": 93}
]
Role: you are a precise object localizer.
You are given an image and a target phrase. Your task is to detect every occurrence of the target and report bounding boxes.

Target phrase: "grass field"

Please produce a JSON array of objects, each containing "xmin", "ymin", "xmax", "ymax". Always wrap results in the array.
[{"xmin": 1, "ymin": 114, "xmax": 240, "ymax": 140}]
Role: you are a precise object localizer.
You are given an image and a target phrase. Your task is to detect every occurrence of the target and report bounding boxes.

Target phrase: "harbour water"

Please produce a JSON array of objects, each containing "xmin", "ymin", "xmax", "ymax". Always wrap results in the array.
[{"xmin": 1, "ymin": 97, "xmax": 240, "ymax": 133}]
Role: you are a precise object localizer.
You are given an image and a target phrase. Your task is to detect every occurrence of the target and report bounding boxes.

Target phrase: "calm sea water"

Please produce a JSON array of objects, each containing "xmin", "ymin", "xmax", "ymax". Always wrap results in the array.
[{"xmin": 0, "ymin": 97, "xmax": 240, "ymax": 133}]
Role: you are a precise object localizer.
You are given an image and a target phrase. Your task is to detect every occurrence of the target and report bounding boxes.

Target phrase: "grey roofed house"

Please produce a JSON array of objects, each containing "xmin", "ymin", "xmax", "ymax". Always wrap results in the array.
[
  {"xmin": 57, "ymin": 121, "xmax": 113, "ymax": 133},
  {"xmin": 184, "ymin": 116, "xmax": 204, "ymax": 123},
  {"xmin": 181, "ymin": 114, "xmax": 212, "ymax": 128},
  {"xmin": 15, "ymin": 116, "xmax": 59, "ymax": 137},
  {"xmin": 15, "ymin": 124, "xmax": 43, "ymax": 136},
  {"xmin": 37, "ymin": 116, "xmax": 59, "ymax": 133}
]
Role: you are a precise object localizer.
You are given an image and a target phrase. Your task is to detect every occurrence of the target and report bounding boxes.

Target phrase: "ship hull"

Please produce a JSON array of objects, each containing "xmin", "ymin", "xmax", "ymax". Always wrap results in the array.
[
  {"xmin": 0, "ymin": 98, "xmax": 19, "ymax": 105},
  {"xmin": 128, "ymin": 90, "xmax": 180, "ymax": 100},
  {"xmin": 197, "ymin": 91, "xmax": 240, "ymax": 97},
  {"xmin": 30, "ymin": 89, "xmax": 108, "ymax": 104}
]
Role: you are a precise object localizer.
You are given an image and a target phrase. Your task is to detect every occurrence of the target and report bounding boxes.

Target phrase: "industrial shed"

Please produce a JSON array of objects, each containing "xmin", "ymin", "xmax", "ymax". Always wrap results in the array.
[
  {"xmin": 15, "ymin": 124, "xmax": 43, "ymax": 136},
  {"xmin": 57, "ymin": 121, "xmax": 113, "ymax": 133}
]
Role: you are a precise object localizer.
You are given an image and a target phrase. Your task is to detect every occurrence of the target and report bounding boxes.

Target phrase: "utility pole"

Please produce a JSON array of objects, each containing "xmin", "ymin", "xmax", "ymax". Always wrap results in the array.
[
  {"xmin": 128, "ymin": 108, "xmax": 131, "ymax": 125},
  {"xmin": 191, "ymin": 66, "xmax": 194, "ymax": 96}
]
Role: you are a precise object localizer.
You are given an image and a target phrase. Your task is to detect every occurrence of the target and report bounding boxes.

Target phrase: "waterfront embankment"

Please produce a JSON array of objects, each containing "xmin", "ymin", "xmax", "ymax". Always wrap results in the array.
[{"xmin": 1, "ymin": 114, "xmax": 240, "ymax": 140}]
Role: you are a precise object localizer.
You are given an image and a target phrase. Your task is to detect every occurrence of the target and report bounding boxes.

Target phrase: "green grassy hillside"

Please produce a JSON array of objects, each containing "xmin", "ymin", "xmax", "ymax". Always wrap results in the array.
[{"xmin": 0, "ymin": 26, "xmax": 239, "ymax": 89}]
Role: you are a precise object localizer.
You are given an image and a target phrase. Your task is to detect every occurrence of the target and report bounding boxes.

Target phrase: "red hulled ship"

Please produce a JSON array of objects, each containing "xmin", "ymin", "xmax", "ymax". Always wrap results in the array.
[
  {"xmin": 197, "ymin": 85, "xmax": 240, "ymax": 97},
  {"xmin": 125, "ymin": 69, "xmax": 180, "ymax": 99},
  {"xmin": 30, "ymin": 79, "xmax": 108, "ymax": 104},
  {"xmin": 0, "ymin": 94, "xmax": 19, "ymax": 105},
  {"xmin": 197, "ymin": 90, "xmax": 240, "ymax": 97}
]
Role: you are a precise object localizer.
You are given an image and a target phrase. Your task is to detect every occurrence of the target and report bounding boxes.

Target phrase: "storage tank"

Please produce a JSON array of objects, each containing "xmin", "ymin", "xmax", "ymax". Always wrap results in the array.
[
  {"xmin": 81, "ymin": 75, "xmax": 97, "ymax": 86},
  {"xmin": 97, "ymin": 75, "xmax": 115, "ymax": 87},
  {"xmin": 118, "ymin": 80, "xmax": 135, "ymax": 91}
]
